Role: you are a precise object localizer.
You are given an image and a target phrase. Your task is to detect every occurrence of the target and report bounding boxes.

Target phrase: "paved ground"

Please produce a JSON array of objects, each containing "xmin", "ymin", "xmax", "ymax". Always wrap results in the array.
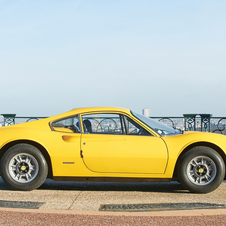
[{"xmin": 0, "ymin": 178, "xmax": 226, "ymax": 225}]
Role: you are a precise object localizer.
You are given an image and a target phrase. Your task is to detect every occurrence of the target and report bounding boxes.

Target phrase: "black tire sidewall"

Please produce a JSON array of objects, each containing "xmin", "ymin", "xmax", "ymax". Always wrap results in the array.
[
  {"xmin": 0, "ymin": 144, "xmax": 48, "ymax": 191},
  {"xmin": 178, "ymin": 146, "xmax": 225, "ymax": 193}
]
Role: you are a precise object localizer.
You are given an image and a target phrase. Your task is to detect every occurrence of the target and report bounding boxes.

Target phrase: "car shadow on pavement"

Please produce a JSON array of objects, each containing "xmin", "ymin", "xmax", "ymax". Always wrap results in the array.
[
  {"xmin": 38, "ymin": 179, "xmax": 188, "ymax": 193},
  {"xmin": 0, "ymin": 177, "xmax": 192, "ymax": 193},
  {"xmin": 1, "ymin": 177, "xmax": 224, "ymax": 194}
]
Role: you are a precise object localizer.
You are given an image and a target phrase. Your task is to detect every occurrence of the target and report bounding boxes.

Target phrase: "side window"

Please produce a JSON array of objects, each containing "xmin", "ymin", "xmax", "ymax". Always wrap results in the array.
[
  {"xmin": 124, "ymin": 116, "xmax": 151, "ymax": 136},
  {"xmin": 82, "ymin": 114, "xmax": 125, "ymax": 135},
  {"xmin": 51, "ymin": 115, "xmax": 80, "ymax": 133}
]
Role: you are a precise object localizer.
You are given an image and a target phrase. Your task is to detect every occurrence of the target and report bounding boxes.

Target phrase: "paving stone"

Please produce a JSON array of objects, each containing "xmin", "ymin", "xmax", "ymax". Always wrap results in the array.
[
  {"xmin": 99, "ymin": 203, "xmax": 226, "ymax": 212},
  {"xmin": 0, "ymin": 200, "xmax": 44, "ymax": 209}
]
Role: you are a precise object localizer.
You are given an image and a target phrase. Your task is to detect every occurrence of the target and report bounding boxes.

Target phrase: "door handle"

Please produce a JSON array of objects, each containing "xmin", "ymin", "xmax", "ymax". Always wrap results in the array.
[{"xmin": 62, "ymin": 135, "xmax": 80, "ymax": 142}]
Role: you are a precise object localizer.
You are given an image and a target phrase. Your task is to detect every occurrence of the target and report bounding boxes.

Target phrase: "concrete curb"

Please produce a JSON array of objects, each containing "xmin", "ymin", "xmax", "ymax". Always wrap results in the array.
[{"xmin": 1, "ymin": 207, "xmax": 226, "ymax": 217}]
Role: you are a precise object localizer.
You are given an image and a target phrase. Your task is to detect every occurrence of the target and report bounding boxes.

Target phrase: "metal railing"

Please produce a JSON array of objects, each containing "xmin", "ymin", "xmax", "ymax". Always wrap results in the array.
[
  {"xmin": 1, "ymin": 114, "xmax": 226, "ymax": 135},
  {"xmin": 14, "ymin": 117, "xmax": 47, "ymax": 125},
  {"xmin": 0, "ymin": 114, "xmax": 47, "ymax": 127},
  {"xmin": 152, "ymin": 116, "xmax": 226, "ymax": 135}
]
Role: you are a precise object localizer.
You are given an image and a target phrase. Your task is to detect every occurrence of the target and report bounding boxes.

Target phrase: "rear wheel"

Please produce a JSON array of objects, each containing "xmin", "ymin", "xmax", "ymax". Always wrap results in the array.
[
  {"xmin": 0, "ymin": 143, "xmax": 48, "ymax": 191},
  {"xmin": 177, "ymin": 146, "xmax": 225, "ymax": 193}
]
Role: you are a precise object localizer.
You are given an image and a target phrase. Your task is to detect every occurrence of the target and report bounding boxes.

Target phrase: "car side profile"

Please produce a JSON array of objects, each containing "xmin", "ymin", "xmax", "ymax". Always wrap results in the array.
[{"xmin": 0, "ymin": 107, "xmax": 225, "ymax": 193}]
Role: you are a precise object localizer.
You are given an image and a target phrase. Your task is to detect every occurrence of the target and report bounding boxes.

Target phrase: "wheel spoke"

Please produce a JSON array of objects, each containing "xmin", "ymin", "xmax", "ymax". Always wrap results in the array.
[
  {"xmin": 26, "ymin": 173, "xmax": 32, "ymax": 180},
  {"xmin": 15, "ymin": 174, "xmax": 22, "ymax": 180},
  {"xmin": 16, "ymin": 156, "xmax": 22, "ymax": 163},
  {"xmin": 29, "ymin": 165, "xmax": 35, "ymax": 171},
  {"xmin": 10, "ymin": 165, "xmax": 17, "ymax": 171},
  {"xmin": 205, "ymin": 174, "xmax": 211, "ymax": 181},
  {"xmin": 201, "ymin": 159, "xmax": 207, "ymax": 165},
  {"xmin": 195, "ymin": 177, "xmax": 200, "ymax": 183},
  {"xmin": 191, "ymin": 160, "xmax": 198, "ymax": 167},
  {"xmin": 25, "ymin": 157, "xmax": 31, "ymax": 163},
  {"xmin": 208, "ymin": 165, "xmax": 214, "ymax": 171}
]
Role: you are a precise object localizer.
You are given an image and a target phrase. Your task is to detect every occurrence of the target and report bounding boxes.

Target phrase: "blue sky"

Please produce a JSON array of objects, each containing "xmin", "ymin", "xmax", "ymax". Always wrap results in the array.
[{"xmin": 1, "ymin": 0, "xmax": 226, "ymax": 117}]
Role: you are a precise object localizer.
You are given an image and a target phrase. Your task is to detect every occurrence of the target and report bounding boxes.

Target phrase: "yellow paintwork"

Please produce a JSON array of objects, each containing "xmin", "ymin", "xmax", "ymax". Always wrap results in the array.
[
  {"xmin": 0, "ymin": 107, "xmax": 226, "ymax": 181},
  {"xmin": 81, "ymin": 134, "xmax": 167, "ymax": 174}
]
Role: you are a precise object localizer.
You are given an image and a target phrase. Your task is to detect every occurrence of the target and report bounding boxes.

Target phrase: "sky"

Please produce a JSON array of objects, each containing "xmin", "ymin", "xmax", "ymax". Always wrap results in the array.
[{"xmin": 0, "ymin": 0, "xmax": 226, "ymax": 117}]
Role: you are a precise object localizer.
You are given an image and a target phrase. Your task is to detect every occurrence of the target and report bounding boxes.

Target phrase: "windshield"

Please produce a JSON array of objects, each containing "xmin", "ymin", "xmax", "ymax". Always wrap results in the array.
[{"xmin": 131, "ymin": 111, "xmax": 180, "ymax": 136}]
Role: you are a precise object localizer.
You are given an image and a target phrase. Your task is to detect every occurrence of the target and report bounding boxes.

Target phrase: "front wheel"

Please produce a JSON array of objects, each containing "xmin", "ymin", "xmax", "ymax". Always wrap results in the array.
[
  {"xmin": 0, "ymin": 143, "xmax": 48, "ymax": 191},
  {"xmin": 177, "ymin": 146, "xmax": 225, "ymax": 193}
]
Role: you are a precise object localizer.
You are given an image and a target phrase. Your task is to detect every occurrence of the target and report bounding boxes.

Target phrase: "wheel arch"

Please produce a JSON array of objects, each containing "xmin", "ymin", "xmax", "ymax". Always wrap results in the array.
[
  {"xmin": 173, "ymin": 141, "xmax": 226, "ymax": 179},
  {"xmin": 0, "ymin": 140, "xmax": 53, "ymax": 179}
]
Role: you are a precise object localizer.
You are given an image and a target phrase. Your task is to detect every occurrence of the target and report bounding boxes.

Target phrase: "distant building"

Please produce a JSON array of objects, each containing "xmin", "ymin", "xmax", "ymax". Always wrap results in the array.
[{"xmin": 142, "ymin": 109, "xmax": 150, "ymax": 117}]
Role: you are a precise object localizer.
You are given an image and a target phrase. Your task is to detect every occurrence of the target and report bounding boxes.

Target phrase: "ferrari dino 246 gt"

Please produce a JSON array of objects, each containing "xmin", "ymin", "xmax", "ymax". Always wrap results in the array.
[{"xmin": 0, "ymin": 107, "xmax": 225, "ymax": 193}]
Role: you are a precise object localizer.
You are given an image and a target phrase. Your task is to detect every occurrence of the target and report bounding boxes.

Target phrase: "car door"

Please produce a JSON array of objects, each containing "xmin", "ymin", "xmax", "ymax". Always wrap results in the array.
[
  {"xmin": 81, "ymin": 113, "xmax": 168, "ymax": 174},
  {"xmin": 50, "ymin": 115, "xmax": 82, "ymax": 176}
]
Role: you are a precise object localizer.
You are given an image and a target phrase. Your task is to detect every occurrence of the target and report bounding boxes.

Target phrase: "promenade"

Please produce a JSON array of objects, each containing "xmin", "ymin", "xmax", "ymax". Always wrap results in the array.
[{"xmin": 0, "ymin": 178, "xmax": 226, "ymax": 225}]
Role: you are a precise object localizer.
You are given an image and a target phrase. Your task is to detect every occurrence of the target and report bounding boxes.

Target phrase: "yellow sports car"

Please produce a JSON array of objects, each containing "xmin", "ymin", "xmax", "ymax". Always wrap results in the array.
[{"xmin": 0, "ymin": 107, "xmax": 225, "ymax": 193}]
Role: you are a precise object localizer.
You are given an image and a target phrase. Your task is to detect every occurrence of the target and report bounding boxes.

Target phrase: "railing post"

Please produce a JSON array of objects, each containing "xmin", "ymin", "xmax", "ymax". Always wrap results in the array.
[
  {"xmin": 1, "ymin": 114, "xmax": 16, "ymax": 126},
  {"xmin": 183, "ymin": 114, "xmax": 197, "ymax": 131},
  {"xmin": 200, "ymin": 114, "xmax": 212, "ymax": 132}
]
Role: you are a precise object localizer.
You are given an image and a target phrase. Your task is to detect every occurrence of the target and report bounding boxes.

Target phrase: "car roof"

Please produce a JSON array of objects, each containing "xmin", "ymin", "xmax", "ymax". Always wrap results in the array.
[
  {"xmin": 71, "ymin": 106, "xmax": 129, "ymax": 113},
  {"xmin": 54, "ymin": 106, "xmax": 131, "ymax": 119},
  {"xmin": 8, "ymin": 107, "xmax": 132, "ymax": 129}
]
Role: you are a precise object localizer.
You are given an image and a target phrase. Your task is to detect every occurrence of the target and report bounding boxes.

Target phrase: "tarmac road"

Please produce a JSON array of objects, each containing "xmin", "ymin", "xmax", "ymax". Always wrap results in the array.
[{"xmin": 0, "ymin": 178, "xmax": 226, "ymax": 225}]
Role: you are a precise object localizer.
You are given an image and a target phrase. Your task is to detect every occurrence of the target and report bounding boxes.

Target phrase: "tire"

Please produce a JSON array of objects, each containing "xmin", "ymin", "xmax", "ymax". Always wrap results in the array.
[
  {"xmin": 0, "ymin": 143, "xmax": 48, "ymax": 191},
  {"xmin": 177, "ymin": 146, "xmax": 225, "ymax": 193}
]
